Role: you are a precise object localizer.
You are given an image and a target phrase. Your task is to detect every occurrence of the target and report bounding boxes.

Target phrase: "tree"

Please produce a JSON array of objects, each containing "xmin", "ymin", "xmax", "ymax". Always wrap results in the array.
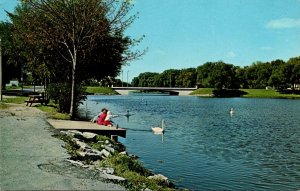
[
  {"xmin": 9, "ymin": 0, "xmax": 143, "ymax": 118},
  {"xmin": 132, "ymin": 72, "xmax": 159, "ymax": 87},
  {"xmin": 158, "ymin": 69, "xmax": 180, "ymax": 87},
  {"xmin": 176, "ymin": 68, "xmax": 196, "ymax": 87},
  {"xmin": 197, "ymin": 61, "xmax": 238, "ymax": 90},
  {"xmin": 196, "ymin": 62, "xmax": 215, "ymax": 87},
  {"xmin": 286, "ymin": 56, "xmax": 300, "ymax": 90},
  {"xmin": 0, "ymin": 21, "xmax": 24, "ymax": 88},
  {"xmin": 268, "ymin": 60, "xmax": 286, "ymax": 89}
]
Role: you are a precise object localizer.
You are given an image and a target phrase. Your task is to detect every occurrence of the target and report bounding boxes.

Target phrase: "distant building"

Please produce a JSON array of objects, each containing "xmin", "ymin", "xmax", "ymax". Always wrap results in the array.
[
  {"xmin": 265, "ymin": 86, "xmax": 272, "ymax": 90},
  {"xmin": 6, "ymin": 80, "xmax": 19, "ymax": 87}
]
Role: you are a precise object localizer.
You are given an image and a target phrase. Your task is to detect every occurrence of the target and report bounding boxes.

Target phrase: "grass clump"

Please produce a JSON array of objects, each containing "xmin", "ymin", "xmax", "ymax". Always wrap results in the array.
[
  {"xmin": 0, "ymin": 103, "xmax": 10, "ymax": 109},
  {"xmin": 85, "ymin": 86, "xmax": 119, "ymax": 95},
  {"xmin": 36, "ymin": 104, "xmax": 70, "ymax": 120},
  {"xmin": 99, "ymin": 154, "xmax": 176, "ymax": 191}
]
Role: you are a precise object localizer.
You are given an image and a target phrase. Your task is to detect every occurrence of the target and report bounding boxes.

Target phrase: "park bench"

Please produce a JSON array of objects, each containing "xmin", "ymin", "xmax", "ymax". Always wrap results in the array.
[{"xmin": 25, "ymin": 94, "xmax": 49, "ymax": 107}]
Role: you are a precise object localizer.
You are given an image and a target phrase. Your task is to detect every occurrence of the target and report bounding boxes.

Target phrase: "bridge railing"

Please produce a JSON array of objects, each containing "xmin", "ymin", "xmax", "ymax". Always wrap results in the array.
[{"xmin": 111, "ymin": 87, "xmax": 197, "ymax": 91}]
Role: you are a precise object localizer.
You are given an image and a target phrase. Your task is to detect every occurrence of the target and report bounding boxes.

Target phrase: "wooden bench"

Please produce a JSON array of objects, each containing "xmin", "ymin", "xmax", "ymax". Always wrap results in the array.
[{"xmin": 25, "ymin": 95, "xmax": 48, "ymax": 106}]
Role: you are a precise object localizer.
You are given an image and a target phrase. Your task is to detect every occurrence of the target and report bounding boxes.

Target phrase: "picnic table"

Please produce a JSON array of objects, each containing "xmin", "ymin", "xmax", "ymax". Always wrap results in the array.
[{"xmin": 25, "ymin": 94, "xmax": 48, "ymax": 107}]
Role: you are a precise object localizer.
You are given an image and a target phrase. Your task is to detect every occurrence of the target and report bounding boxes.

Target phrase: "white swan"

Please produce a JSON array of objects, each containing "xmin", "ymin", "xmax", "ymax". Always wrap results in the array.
[
  {"xmin": 229, "ymin": 108, "xmax": 234, "ymax": 115},
  {"xmin": 152, "ymin": 119, "xmax": 165, "ymax": 134}
]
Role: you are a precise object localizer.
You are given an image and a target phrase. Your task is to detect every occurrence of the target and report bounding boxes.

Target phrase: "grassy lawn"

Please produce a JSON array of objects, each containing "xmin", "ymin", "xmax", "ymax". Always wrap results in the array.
[
  {"xmin": 1, "ymin": 96, "xmax": 28, "ymax": 104},
  {"xmin": 191, "ymin": 88, "xmax": 300, "ymax": 99},
  {"xmin": 36, "ymin": 104, "xmax": 70, "ymax": 120},
  {"xmin": 241, "ymin": 89, "xmax": 300, "ymax": 99},
  {"xmin": 1, "ymin": 96, "xmax": 70, "ymax": 120},
  {"xmin": 85, "ymin": 86, "xmax": 119, "ymax": 95},
  {"xmin": 190, "ymin": 88, "xmax": 213, "ymax": 96},
  {"xmin": 5, "ymin": 85, "xmax": 32, "ymax": 90}
]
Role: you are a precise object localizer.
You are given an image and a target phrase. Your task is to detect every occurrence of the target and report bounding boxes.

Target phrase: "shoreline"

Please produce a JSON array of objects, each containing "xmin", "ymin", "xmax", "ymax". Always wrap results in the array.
[
  {"xmin": 0, "ymin": 104, "xmax": 125, "ymax": 190},
  {"xmin": 0, "ymin": 104, "xmax": 177, "ymax": 190}
]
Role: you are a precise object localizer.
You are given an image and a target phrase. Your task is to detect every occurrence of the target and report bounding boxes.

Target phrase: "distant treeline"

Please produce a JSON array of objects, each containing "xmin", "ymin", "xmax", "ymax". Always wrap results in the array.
[{"xmin": 132, "ymin": 56, "xmax": 300, "ymax": 90}]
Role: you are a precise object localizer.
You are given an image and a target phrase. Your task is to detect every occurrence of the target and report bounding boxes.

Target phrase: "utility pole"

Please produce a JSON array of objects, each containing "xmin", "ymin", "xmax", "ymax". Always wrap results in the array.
[
  {"xmin": 127, "ymin": 70, "xmax": 129, "ymax": 87},
  {"xmin": 121, "ymin": 70, "xmax": 123, "ymax": 87},
  {"xmin": 0, "ymin": 37, "xmax": 2, "ymax": 101}
]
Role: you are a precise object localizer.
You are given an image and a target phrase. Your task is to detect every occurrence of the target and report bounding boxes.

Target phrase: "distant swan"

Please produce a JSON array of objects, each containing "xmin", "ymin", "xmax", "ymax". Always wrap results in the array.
[
  {"xmin": 124, "ymin": 110, "xmax": 132, "ymax": 117},
  {"xmin": 152, "ymin": 120, "xmax": 165, "ymax": 134},
  {"xmin": 229, "ymin": 108, "xmax": 234, "ymax": 115}
]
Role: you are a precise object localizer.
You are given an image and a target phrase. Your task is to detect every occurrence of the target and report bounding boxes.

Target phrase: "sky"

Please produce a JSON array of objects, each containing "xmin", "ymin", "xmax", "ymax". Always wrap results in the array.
[{"xmin": 1, "ymin": 0, "xmax": 300, "ymax": 82}]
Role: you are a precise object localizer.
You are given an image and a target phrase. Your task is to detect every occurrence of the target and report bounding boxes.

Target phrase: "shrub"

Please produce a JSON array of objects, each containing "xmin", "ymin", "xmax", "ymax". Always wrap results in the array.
[{"xmin": 47, "ymin": 83, "xmax": 86, "ymax": 115}]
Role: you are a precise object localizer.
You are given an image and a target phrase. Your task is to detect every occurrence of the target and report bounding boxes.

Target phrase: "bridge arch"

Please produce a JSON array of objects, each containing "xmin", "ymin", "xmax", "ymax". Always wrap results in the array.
[{"xmin": 111, "ymin": 87, "xmax": 196, "ymax": 96}]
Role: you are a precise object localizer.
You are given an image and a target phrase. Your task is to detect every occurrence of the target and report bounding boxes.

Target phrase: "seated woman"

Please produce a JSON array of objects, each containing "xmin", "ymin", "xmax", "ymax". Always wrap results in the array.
[
  {"xmin": 97, "ymin": 108, "xmax": 107, "ymax": 125},
  {"xmin": 104, "ymin": 111, "xmax": 117, "ymax": 126}
]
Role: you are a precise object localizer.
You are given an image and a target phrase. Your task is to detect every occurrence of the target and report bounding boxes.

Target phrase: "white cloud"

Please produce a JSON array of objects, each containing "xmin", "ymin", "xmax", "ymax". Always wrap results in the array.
[
  {"xmin": 266, "ymin": 18, "xmax": 300, "ymax": 29},
  {"xmin": 226, "ymin": 51, "xmax": 236, "ymax": 58}
]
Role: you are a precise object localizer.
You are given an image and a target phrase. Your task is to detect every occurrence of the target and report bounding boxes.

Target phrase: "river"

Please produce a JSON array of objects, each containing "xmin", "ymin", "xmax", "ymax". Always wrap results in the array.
[{"xmin": 79, "ymin": 94, "xmax": 300, "ymax": 191}]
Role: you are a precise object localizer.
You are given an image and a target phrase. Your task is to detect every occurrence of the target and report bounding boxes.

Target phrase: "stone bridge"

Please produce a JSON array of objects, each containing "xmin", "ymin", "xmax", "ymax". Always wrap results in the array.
[{"xmin": 111, "ymin": 87, "xmax": 197, "ymax": 96}]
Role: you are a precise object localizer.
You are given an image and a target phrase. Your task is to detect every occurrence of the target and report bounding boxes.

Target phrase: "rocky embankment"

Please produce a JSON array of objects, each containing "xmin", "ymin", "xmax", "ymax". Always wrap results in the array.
[
  {"xmin": 57, "ymin": 129, "xmax": 175, "ymax": 190},
  {"xmin": 0, "ymin": 104, "xmax": 176, "ymax": 190}
]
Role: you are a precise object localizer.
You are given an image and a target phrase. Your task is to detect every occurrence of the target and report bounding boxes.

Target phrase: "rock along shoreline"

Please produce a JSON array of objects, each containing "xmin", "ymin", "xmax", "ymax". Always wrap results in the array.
[{"xmin": 0, "ymin": 104, "xmax": 178, "ymax": 191}]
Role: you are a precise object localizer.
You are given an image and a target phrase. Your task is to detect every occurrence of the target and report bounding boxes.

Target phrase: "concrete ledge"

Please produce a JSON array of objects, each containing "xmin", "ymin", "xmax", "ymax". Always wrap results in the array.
[{"xmin": 47, "ymin": 119, "xmax": 126, "ymax": 138}]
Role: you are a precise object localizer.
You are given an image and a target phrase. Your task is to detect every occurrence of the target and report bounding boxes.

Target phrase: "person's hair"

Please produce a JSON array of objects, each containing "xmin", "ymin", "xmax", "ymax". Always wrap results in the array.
[{"xmin": 101, "ymin": 108, "xmax": 107, "ymax": 112}]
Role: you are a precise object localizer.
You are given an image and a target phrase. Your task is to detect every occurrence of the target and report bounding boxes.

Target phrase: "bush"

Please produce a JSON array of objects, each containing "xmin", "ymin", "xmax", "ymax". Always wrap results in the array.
[
  {"xmin": 47, "ymin": 83, "xmax": 86, "ymax": 115},
  {"xmin": 212, "ymin": 89, "xmax": 247, "ymax": 97}
]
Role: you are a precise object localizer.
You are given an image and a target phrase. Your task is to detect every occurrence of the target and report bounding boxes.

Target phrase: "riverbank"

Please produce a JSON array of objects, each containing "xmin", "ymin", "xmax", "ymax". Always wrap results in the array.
[
  {"xmin": 191, "ymin": 88, "xmax": 300, "ymax": 99},
  {"xmin": 0, "ymin": 104, "xmax": 125, "ymax": 190},
  {"xmin": 0, "ymin": 103, "xmax": 178, "ymax": 190},
  {"xmin": 86, "ymin": 87, "xmax": 300, "ymax": 99}
]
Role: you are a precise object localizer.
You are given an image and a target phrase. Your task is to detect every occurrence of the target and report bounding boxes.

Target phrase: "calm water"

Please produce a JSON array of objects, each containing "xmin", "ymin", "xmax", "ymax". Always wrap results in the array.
[{"xmin": 79, "ymin": 95, "xmax": 300, "ymax": 191}]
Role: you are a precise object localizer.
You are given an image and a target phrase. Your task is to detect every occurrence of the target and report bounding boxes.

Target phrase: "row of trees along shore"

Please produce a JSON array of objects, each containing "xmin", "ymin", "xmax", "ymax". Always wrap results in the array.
[
  {"xmin": 0, "ymin": 0, "xmax": 145, "ymax": 118},
  {"xmin": 132, "ymin": 57, "xmax": 300, "ymax": 91}
]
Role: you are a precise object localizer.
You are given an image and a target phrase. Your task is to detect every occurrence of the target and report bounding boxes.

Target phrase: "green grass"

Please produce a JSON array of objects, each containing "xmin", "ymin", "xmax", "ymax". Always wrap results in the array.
[
  {"xmin": 0, "ymin": 103, "xmax": 10, "ymax": 109},
  {"xmin": 36, "ymin": 104, "xmax": 70, "ymax": 120},
  {"xmin": 55, "ymin": 131, "xmax": 178, "ymax": 190},
  {"xmin": 241, "ymin": 89, "xmax": 300, "ymax": 99},
  {"xmin": 1, "ymin": 96, "xmax": 70, "ymax": 120},
  {"xmin": 190, "ymin": 88, "xmax": 213, "ymax": 96},
  {"xmin": 2, "ymin": 96, "xmax": 28, "ymax": 104},
  {"xmin": 191, "ymin": 88, "xmax": 300, "ymax": 99},
  {"xmin": 85, "ymin": 86, "xmax": 119, "ymax": 95},
  {"xmin": 99, "ymin": 154, "xmax": 176, "ymax": 191},
  {"xmin": 5, "ymin": 85, "xmax": 32, "ymax": 90}
]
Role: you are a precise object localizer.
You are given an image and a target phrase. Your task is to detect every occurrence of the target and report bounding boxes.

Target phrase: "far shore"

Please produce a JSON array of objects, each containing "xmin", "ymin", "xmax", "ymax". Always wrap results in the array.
[
  {"xmin": 190, "ymin": 88, "xmax": 300, "ymax": 99},
  {"xmin": 3, "ymin": 86, "xmax": 300, "ymax": 99}
]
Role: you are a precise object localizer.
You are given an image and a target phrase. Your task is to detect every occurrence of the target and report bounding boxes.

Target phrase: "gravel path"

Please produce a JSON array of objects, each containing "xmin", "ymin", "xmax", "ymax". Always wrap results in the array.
[{"xmin": 0, "ymin": 104, "xmax": 125, "ymax": 190}]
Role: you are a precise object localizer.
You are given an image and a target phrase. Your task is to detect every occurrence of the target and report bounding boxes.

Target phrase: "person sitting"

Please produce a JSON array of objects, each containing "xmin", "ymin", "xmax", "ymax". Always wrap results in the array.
[
  {"xmin": 104, "ymin": 110, "xmax": 118, "ymax": 126},
  {"xmin": 97, "ymin": 108, "xmax": 107, "ymax": 125}
]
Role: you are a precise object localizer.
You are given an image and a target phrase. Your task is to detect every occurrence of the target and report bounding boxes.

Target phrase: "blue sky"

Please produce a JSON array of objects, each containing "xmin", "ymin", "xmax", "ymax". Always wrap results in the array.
[{"xmin": 1, "ymin": 0, "xmax": 300, "ymax": 82}]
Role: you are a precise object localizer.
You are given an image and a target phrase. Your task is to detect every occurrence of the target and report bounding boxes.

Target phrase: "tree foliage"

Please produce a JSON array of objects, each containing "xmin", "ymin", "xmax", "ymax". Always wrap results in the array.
[
  {"xmin": 132, "ymin": 56, "xmax": 300, "ymax": 91},
  {"xmin": 7, "ymin": 0, "xmax": 143, "ymax": 118}
]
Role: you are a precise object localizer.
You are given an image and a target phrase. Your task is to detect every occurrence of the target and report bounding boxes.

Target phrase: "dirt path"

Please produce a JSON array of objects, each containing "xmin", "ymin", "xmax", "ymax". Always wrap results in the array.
[{"xmin": 0, "ymin": 104, "xmax": 125, "ymax": 190}]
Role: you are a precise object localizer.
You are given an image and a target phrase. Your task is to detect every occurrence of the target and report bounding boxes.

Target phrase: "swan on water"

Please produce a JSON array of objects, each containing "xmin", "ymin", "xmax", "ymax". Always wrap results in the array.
[
  {"xmin": 229, "ymin": 108, "xmax": 234, "ymax": 115},
  {"xmin": 152, "ymin": 119, "xmax": 165, "ymax": 134}
]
